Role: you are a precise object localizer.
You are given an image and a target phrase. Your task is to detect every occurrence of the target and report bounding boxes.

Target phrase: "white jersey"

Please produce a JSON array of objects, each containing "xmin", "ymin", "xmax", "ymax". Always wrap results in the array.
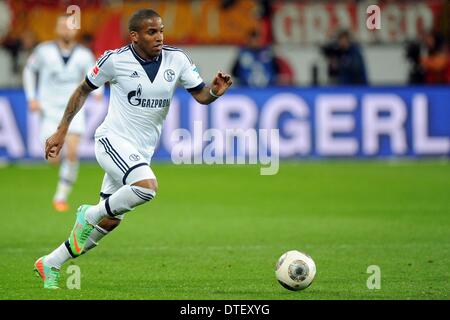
[
  {"xmin": 24, "ymin": 41, "xmax": 99, "ymax": 116},
  {"xmin": 86, "ymin": 44, "xmax": 204, "ymax": 159}
]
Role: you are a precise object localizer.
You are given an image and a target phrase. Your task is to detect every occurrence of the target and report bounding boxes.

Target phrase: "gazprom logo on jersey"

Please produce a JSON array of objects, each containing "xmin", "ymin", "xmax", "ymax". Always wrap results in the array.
[{"xmin": 127, "ymin": 84, "xmax": 170, "ymax": 108}]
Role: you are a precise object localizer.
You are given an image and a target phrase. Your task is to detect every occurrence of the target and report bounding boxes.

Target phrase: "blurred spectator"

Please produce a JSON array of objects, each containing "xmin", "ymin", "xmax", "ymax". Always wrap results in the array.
[
  {"xmin": 420, "ymin": 31, "xmax": 450, "ymax": 84},
  {"xmin": 231, "ymin": 29, "xmax": 293, "ymax": 87},
  {"xmin": 405, "ymin": 40, "xmax": 425, "ymax": 84},
  {"xmin": 80, "ymin": 33, "xmax": 94, "ymax": 52},
  {"xmin": 2, "ymin": 36, "xmax": 21, "ymax": 73},
  {"xmin": 321, "ymin": 30, "xmax": 368, "ymax": 85},
  {"xmin": 2, "ymin": 30, "xmax": 37, "ymax": 84},
  {"xmin": 256, "ymin": 0, "xmax": 273, "ymax": 45},
  {"xmin": 274, "ymin": 55, "xmax": 295, "ymax": 86},
  {"xmin": 221, "ymin": 0, "xmax": 273, "ymax": 44}
]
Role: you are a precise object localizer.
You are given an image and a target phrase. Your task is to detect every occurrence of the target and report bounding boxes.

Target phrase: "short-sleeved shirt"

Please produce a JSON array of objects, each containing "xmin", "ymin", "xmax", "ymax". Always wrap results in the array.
[
  {"xmin": 86, "ymin": 44, "xmax": 204, "ymax": 159},
  {"xmin": 24, "ymin": 41, "xmax": 97, "ymax": 110}
]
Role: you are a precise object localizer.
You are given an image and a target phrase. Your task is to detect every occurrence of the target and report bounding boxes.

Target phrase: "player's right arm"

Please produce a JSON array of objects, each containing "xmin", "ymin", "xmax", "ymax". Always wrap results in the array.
[
  {"xmin": 45, "ymin": 80, "xmax": 94, "ymax": 159},
  {"xmin": 45, "ymin": 50, "xmax": 115, "ymax": 159},
  {"xmin": 23, "ymin": 45, "xmax": 42, "ymax": 112}
]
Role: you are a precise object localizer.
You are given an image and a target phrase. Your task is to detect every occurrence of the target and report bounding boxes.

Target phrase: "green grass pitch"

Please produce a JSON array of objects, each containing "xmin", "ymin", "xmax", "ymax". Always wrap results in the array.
[{"xmin": 0, "ymin": 160, "xmax": 449, "ymax": 300}]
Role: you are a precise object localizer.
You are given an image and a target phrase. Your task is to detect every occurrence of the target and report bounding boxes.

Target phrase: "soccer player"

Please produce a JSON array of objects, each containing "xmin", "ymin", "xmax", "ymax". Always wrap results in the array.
[
  {"xmin": 23, "ymin": 16, "xmax": 104, "ymax": 212},
  {"xmin": 33, "ymin": 9, "xmax": 233, "ymax": 289}
]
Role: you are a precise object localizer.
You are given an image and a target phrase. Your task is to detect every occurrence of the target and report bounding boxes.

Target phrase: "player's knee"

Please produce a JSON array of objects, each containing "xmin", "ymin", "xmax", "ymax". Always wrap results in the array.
[
  {"xmin": 65, "ymin": 134, "xmax": 80, "ymax": 161},
  {"xmin": 130, "ymin": 181, "xmax": 156, "ymax": 205},
  {"xmin": 66, "ymin": 149, "xmax": 78, "ymax": 162},
  {"xmin": 132, "ymin": 179, "xmax": 158, "ymax": 194},
  {"xmin": 98, "ymin": 217, "xmax": 121, "ymax": 232},
  {"xmin": 65, "ymin": 143, "xmax": 79, "ymax": 162}
]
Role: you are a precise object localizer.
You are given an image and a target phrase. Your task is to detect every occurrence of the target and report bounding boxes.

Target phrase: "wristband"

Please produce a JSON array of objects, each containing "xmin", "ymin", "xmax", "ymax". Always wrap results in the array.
[{"xmin": 209, "ymin": 88, "xmax": 221, "ymax": 98}]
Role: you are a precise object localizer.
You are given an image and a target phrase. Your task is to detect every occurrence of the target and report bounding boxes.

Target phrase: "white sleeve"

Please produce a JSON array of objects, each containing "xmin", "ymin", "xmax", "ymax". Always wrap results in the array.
[
  {"xmin": 179, "ymin": 52, "xmax": 205, "ymax": 93},
  {"xmin": 85, "ymin": 50, "xmax": 115, "ymax": 89},
  {"xmin": 23, "ymin": 64, "xmax": 38, "ymax": 101},
  {"xmin": 24, "ymin": 46, "xmax": 43, "ymax": 72},
  {"xmin": 23, "ymin": 47, "xmax": 42, "ymax": 101},
  {"xmin": 84, "ymin": 50, "xmax": 104, "ymax": 96}
]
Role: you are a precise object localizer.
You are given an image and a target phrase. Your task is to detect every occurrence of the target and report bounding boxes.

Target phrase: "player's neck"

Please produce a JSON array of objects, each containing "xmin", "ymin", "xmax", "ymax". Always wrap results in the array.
[
  {"xmin": 131, "ymin": 43, "xmax": 158, "ymax": 61},
  {"xmin": 57, "ymin": 39, "xmax": 76, "ymax": 51}
]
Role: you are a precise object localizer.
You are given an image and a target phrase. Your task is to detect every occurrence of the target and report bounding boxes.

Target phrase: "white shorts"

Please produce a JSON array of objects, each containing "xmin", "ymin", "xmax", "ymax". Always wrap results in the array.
[
  {"xmin": 95, "ymin": 134, "xmax": 156, "ymax": 220},
  {"xmin": 40, "ymin": 109, "xmax": 85, "ymax": 144}
]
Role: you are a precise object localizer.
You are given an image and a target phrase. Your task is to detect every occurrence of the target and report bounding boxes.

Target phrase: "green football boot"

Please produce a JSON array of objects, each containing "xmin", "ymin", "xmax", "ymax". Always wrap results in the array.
[
  {"xmin": 68, "ymin": 205, "xmax": 95, "ymax": 256},
  {"xmin": 33, "ymin": 256, "xmax": 60, "ymax": 289}
]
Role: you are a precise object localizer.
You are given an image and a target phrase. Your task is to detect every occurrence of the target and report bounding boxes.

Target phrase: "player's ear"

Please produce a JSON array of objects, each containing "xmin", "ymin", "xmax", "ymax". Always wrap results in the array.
[{"xmin": 129, "ymin": 31, "xmax": 138, "ymax": 42}]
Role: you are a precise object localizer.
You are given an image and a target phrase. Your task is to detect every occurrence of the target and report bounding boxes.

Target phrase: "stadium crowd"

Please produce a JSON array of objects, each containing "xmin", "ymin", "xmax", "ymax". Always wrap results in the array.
[{"xmin": 1, "ymin": 0, "xmax": 450, "ymax": 87}]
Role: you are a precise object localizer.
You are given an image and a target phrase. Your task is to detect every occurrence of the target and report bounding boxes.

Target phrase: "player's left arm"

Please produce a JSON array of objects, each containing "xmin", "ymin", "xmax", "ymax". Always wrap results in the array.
[{"xmin": 190, "ymin": 71, "xmax": 233, "ymax": 105}]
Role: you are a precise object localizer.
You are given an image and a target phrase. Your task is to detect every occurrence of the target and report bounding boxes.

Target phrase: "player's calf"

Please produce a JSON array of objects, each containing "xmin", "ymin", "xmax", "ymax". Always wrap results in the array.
[
  {"xmin": 82, "ymin": 218, "xmax": 121, "ymax": 253},
  {"xmin": 53, "ymin": 159, "xmax": 79, "ymax": 212},
  {"xmin": 43, "ymin": 217, "xmax": 120, "ymax": 272},
  {"xmin": 41, "ymin": 180, "xmax": 157, "ymax": 271},
  {"xmin": 98, "ymin": 217, "xmax": 122, "ymax": 231}
]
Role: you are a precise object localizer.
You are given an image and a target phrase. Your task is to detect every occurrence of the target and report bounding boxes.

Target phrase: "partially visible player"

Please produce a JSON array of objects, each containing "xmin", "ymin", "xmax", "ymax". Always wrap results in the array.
[
  {"xmin": 23, "ymin": 16, "xmax": 103, "ymax": 212},
  {"xmin": 34, "ymin": 9, "xmax": 232, "ymax": 289}
]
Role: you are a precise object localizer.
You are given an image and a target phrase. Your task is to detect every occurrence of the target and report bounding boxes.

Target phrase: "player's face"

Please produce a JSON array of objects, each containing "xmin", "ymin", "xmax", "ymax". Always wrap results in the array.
[
  {"xmin": 132, "ymin": 17, "xmax": 164, "ymax": 58},
  {"xmin": 56, "ymin": 17, "xmax": 77, "ymax": 43}
]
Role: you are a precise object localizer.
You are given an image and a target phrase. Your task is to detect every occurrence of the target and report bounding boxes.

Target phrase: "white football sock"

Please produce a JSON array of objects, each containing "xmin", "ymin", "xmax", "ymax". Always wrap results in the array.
[
  {"xmin": 85, "ymin": 185, "xmax": 155, "ymax": 225},
  {"xmin": 83, "ymin": 225, "xmax": 109, "ymax": 252},
  {"xmin": 45, "ymin": 243, "xmax": 72, "ymax": 270},
  {"xmin": 54, "ymin": 160, "xmax": 79, "ymax": 202},
  {"xmin": 45, "ymin": 225, "xmax": 111, "ymax": 269}
]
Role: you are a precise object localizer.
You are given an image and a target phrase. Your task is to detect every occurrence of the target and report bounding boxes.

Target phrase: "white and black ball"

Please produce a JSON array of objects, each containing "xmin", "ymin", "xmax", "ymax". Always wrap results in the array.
[{"xmin": 275, "ymin": 250, "xmax": 316, "ymax": 291}]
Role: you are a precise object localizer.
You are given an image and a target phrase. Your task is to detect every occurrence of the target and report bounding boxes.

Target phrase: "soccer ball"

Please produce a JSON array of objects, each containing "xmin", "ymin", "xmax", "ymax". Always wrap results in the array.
[{"xmin": 275, "ymin": 250, "xmax": 316, "ymax": 291}]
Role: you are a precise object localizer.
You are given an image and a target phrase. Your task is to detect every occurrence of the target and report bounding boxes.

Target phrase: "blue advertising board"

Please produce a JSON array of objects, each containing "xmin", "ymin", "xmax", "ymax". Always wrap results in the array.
[{"xmin": 0, "ymin": 86, "xmax": 449, "ymax": 162}]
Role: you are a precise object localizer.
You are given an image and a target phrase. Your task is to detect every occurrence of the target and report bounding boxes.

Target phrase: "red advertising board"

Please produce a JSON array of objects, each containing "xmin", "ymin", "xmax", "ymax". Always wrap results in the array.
[{"xmin": 272, "ymin": 0, "xmax": 445, "ymax": 44}]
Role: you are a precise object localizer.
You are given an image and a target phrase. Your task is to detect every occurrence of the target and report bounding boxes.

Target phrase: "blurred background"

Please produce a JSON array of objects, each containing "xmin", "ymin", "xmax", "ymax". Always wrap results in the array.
[
  {"xmin": 0, "ymin": 0, "xmax": 449, "ymax": 300},
  {"xmin": 0, "ymin": 0, "xmax": 449, "ymax": 161}
]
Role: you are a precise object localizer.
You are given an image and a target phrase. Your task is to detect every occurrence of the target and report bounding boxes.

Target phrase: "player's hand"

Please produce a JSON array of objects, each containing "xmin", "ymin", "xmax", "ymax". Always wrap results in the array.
[
  {"xmin": 211, "ymin": 71, "xmax": 233, "ymax": 97},
  {"xmin": 45, "ymin": 130, "xmax": 66, "ymax": 160},
  {"xmin": 28, "ymin": 99, "xmax": 41, "ymax": 112}
]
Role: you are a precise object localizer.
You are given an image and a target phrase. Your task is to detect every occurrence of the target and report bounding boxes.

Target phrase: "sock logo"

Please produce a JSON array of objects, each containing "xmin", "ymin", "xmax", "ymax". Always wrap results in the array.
[{"xmin": 129, "ymin": 154, "xmax": 141, "ymax": 161}]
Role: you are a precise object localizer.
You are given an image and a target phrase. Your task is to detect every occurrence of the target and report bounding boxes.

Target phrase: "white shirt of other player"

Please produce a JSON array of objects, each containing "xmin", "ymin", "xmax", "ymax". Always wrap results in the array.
[
  {"xmin": 24, "ymin": 41, "xmax": 100, "ymax": 114},
  {"xmin": 86, "ymin": 44, "xmax": 205, "ymax": 159}
]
